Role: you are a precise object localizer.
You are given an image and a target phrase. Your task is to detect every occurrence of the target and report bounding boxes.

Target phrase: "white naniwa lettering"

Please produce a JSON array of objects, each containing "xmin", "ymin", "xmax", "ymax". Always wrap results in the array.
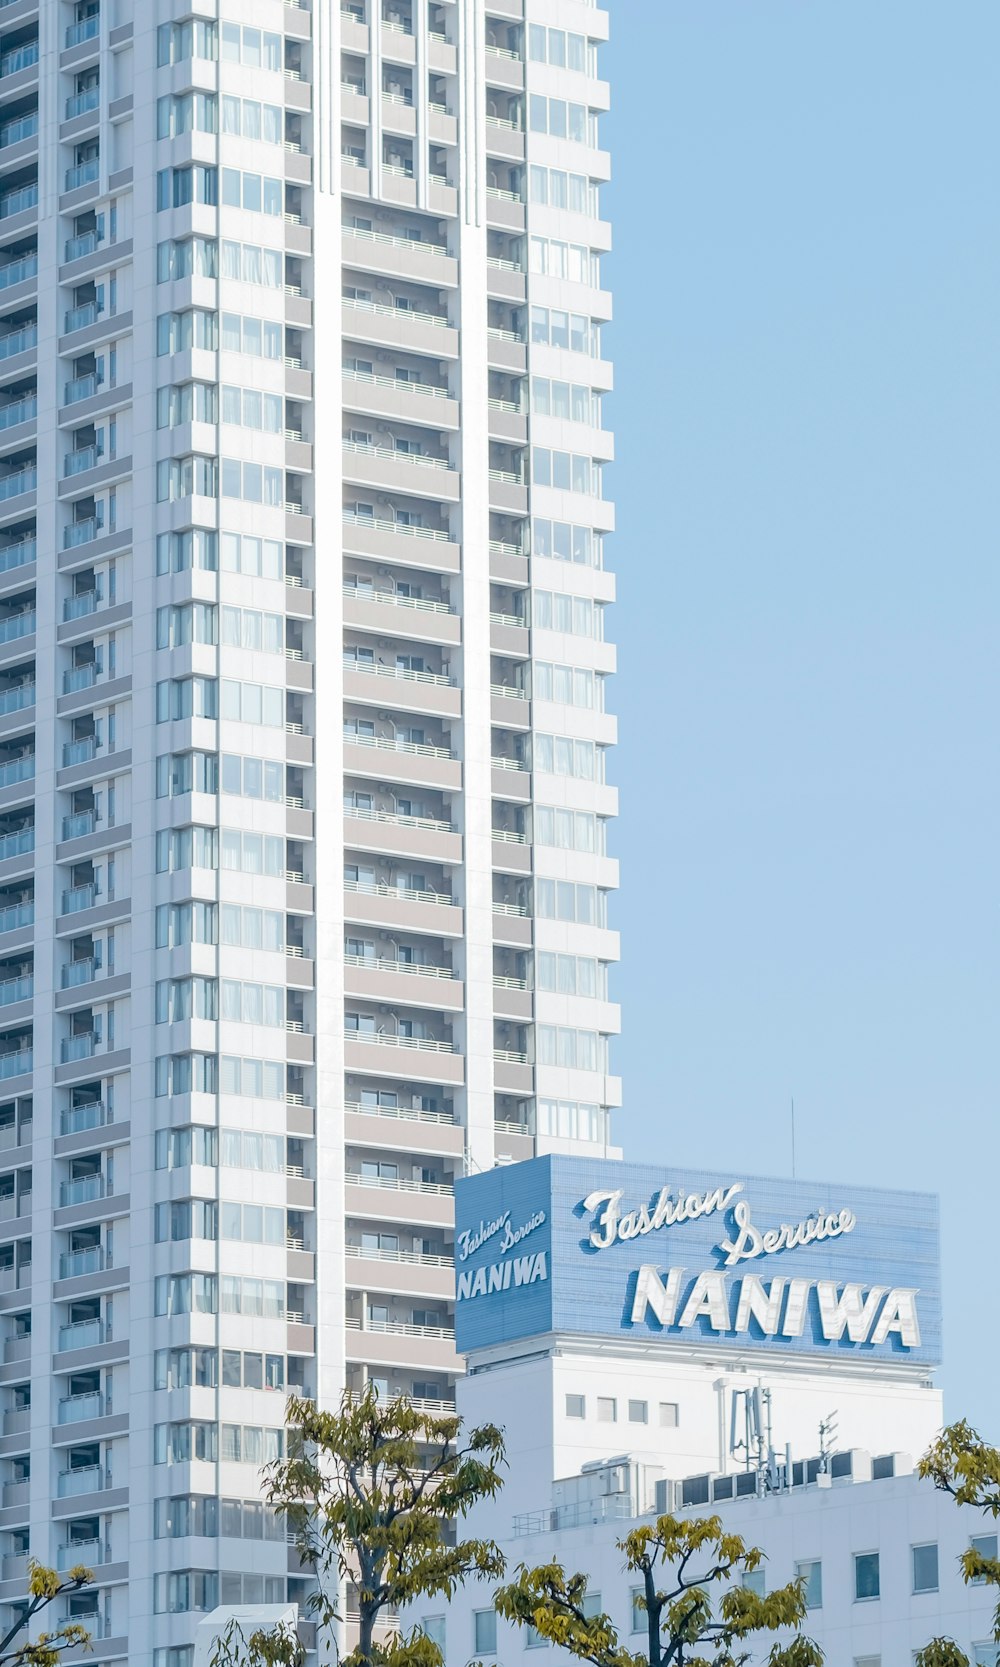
[
  {"xmin": 629, "ymin": 1266, "xmax": 921, "ymax": 1349},
  {"xmin": 583, "ymin": 1181, "xmax": 743, "ymax": 1251},
  {"xmin": 718, "ymin": 1197, "xmax": 857, "ymax": 1267},
  {"xmin": 457, "ymin": 1251, "xmax": 548, "ymax": 1302}
]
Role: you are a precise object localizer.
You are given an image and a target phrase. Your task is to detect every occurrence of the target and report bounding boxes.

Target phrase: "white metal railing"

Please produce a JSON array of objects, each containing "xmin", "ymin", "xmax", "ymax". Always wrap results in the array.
[
  {"xmin": 493, "ymin": 973, "xmax": 528, "ymax": 989},
  {"xmin": 345, "ymin": 731, "xmax": 454, "ymax": 761},
  {"xmin": 490, "ymin": 682, "xmax": 528, "ymax": 700},
  {"xmin": 344, "ymin": 657, "xmax": 455, "ymax": 690},
  {"xmin": 344, "ymin": 952, "xmax": 456, "ymax": 979},
  {"xmin": 342, "ymin": 365, "xmax": 451, "ymax": 402},
  {"xmin": 492, "ymin": 829, "xmax": 527, "ymax": 844},
  {"xmin": 346, "ymin": 1316, "xmax": 454, "ymax": 1339},
  {"xmin": 490, "ymin": 608, "xmax": 526, "ymax": 628},
  {"xmin": 343, "ymin": 294, "xmax": 449, "ymax": 330},
  {"xmin": 346, "ymin": 1244, "xmax": 452, "ymax": 1268},
  {"xmin": 343, "ymin": 437, "xmax": 453, "ymax": 472},
  {"xmin": 345, "ymin": 1097, "xmax": 454, "ymax": 1125},
  {"xmin": 487, "ymin": 324, "xmax": 524, "ymax": 344},
  {"xmin": 346, "ymin": 1171, "xmax": 453, "ymax": 1195},
  {"xmin": 343, "ymin": 224, "xmax": 449, "ymax": 259},
  {"xmin": 344, "ymin": 1029, "xmax": 455, "ymax": 1054},
  {"xmin": 486, "ymin": 113, "xmax": 522, "ymax": 132},
  {"xmin": 493, "ymin": 900, "xmax": 529, "ymax": 916},
  {"xmin": 343, "ymin": 580, "xmax": 453, "ymax": 614},
  {"xmin": 485, "ymin": 42, "xmax": 521, "ymax": 61},
  {"xmin": 344, "ymin": 805, "xmax": 454, "ymax": 835},
  {"xmin": 494, "ymin": 1047, "xmax": 528, "ymax": 1064},
  {"xmin": 489, "ymin": 538, "xmax": 524, "ymax": 558},
  {"xmin": 343, "ymin": 509, "xmax": 455, "ymax": 545},
  {"xmin": 491, "ymin": 755, "xmax": 528, "ymax": 772},
  {"xmin": 487, "ymin": 185, "xmax": 523, "ymax": 204},
  {"xmin": 345, "ymin": 876, "xmax": 452, "ymax": 907},
  {"xmin": 489, "ymin": 466, "xmax": 524, "ymax": 486}
]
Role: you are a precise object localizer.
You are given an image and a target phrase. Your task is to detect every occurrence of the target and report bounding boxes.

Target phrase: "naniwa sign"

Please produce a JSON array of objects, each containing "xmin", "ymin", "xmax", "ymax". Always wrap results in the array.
[{"xmin": 453, "ymin": 1156, "xmax": 941, "ymax": 1365}]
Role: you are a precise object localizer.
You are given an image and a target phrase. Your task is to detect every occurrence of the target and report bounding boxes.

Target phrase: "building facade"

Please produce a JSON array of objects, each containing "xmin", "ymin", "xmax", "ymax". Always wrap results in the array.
[
  {"xmin": 0, "ymin": 0, "xmax": 619, "ymax": 1661},
  {"xmin": 435, "ymin": 1157, "xmax": 996, "ymax": 1666}
]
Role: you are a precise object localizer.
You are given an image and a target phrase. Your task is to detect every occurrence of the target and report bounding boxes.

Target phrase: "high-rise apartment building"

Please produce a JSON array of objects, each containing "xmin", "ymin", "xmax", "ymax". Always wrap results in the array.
[{"xmin": 0, "ymin": 0, "xmax": 618, "ymax": 1659}]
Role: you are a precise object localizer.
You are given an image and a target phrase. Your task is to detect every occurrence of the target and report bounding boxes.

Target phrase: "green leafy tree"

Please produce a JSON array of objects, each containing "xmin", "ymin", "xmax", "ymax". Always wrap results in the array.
[
  {"xmin": 0, "ymin": 1560, "xmax": 93, "ymax": 1667},
  {"xmin": 914, "ymin": 1421, "xmax": 1000, "ymax": 1667},
  {"xmin": 213, "ymin": 1386, "xmax": 506, "ymax": 1667},
  {"xmin": 496, "ymin": 1513, "xmax": 823, "ymax": 1666}
]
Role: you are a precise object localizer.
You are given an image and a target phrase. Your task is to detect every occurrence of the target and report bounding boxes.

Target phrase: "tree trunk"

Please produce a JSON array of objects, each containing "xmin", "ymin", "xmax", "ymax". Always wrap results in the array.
[{"xmin": 645, "ymin": 1565, "xmax": 661, "ymax": 1666}]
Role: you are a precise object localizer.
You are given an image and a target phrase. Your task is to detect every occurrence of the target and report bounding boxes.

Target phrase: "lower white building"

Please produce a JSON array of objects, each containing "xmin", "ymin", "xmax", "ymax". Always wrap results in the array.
[{"xmin": 425, "ymin": 1154, "xmax": 998, "ymax": 1667}]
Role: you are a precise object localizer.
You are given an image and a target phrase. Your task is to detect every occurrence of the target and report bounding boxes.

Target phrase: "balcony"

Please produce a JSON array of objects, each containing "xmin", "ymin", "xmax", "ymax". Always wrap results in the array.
[
  {"xmin": 61, "ymin": 736, "xmax": 97, "ymax": 767},
  {"xmin": 59, "ymin": 1174, "xmax": 105, "ymax": 1207},
  {"xmin": 58, "ymin": 1317, "xmax": 104, "ymax": 1351},
  {"xmin": 57, "ymin": 1539, "xmax": 103, "ymax": 1571},
  {"xmin": 0, "ymin": 972, "xmax": 30, "ymax": 1005},
  {"xmin": 60, "ymin": 1033, "xmax": 98, "ymax": 1063},
  {"xmin": 56, "ymin": 1389, "xmax": 104, "ymax": 1423},
  {"xmin": 0, "ymin": 183, "xmax": 38, "ymax": 221},
  {"xmin": 64, "ymin": 299, "xmax": 102, "ymax": 333},
  {"xmin": 64, "ymin": 159, "xmax": 99, "ymax": 193},
  {"xmin": 59, "ymin": 1100, "xmax": 108, "ymax": 1136},
  {"xmin": 65, "ymin": 87, "xmax": 100, "ymax": 121},
  {"xmin": 62, "ymin": 588, "xmax": 101, "ymax": 621},
  {"xmin": 0, "ymin": 1047, "xmax": 31, "ymax": 1078},
  {"xmin": 0, "ymin": 395, "xmax": 36, "ymax": 432},
  {"xmin": 61, "ymin": 957, "xmax": 98, "ymax": 988},
  {"xmin": 65, "ymin": 17, "xmax": 99, "ymax": 48},
  {"xmin": 345, "ymin": 1096, "xmax": 455, "ymax": 1127},
  {"xmin": 57, "ymin": 1463, "xmax": 105, "ymax": 1498},
  {"xmin": 0, "ymin": 900, "xmax": 31, "ymax": 931},
  {"xmin": 0, "ymin": 42, "xmax": 39, "ymax": 79},
  {"xmin": 344, "ymin": 1028, "xmax": 455, "ymax": 1055},
  {"xmin": 0, "ymin": 252, "xmax": 35, "ymax": 295},
  {"xmin": 0, "ymin": 465, "xmax": 35, "ymax": 501},
  {"xmin": 0, "ymin": 754, "xmax": 33, "ymax": 788},
  {"xmin": 345, "ymin": 1315, "xmax": 454, "ymax": 1340},
  {"xmin": 64, "ymin": 444, "xmax": 102, "ymax": 478},
  {"xmin": 62, "ymin": 663, "xmax": 99, "ymax": 694},
  {"xmin": 0, "ymin": 825, "xmax": 31, "ymax": 860},
  {"xmin": 60, "ymin": 809, "xmax": 95, "ymax": 841},
  {"xmin": 0, "ymin": 606, "xmax": 33, "ymax": 643},
  {"xmin": 58, "ymin": 1247, "xmax": 104, "ymax": 1281},
  {"xmin": 62, "ymin": 517, "xmax": 103, "ymax": 549},
  {"xmin": 64, "ymin": 228, "xmax": 102, "ymax": 262},
  {"xmin": 0, "ymin": 112, "xmax": 37, "ymax": 150},
  {"xmin": 63, "ymin": 370, "xmax": 103, "ymax": 405},
  {"xmin": 0, "ymin": 680, "xmax": 33, "ymax": 713},
  {"xmin": 0, "ymin": 536, "xmax": 34, "ymax": 576}
]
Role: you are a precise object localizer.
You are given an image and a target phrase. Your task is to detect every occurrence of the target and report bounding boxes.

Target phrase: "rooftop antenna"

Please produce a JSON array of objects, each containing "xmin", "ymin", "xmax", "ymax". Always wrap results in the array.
[{"xmin": 818, "ymin": 1411, "xmax": 839, "ymax": 1475}]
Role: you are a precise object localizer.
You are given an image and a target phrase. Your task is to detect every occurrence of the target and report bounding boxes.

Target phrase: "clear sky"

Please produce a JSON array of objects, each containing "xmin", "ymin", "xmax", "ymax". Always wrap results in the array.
[{"xmin": 603, "ymin": 3, "xmax": 999, "ymax": 1433}]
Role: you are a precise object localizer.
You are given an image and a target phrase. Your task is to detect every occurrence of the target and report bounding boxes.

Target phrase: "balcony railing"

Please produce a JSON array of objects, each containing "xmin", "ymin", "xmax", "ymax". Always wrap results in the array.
[
  {"xmin": 58, "ymin": 1316, "xmax": 104, "ymax": 1352},
  {"xmin": 0, "ymin": 252, "xmax": 36, "ymax": 291},
  {"xmin": 65, "ymin": 86, "xmax": 100, "ymax": 121},
  {"xmin": 0, "ymin": 184, "xmax": 39, "ymax": 221},
  {"xmin": 342, "ymin": 579, "xmax": 453, "ymax": 614},
  {"xmin": 64, "ymin": 228, "xmax": 102, "ymax": 262},
  {"xmin": 60, "ymin": 1033, "xmax": 99, "ymax": 1063},
  {"xmin": 344, "ymin": 1029, "xmax": 455, "ymax": 1053},
  {"xmin": 345, "ymin": 804, "xmax": 453, "ymax": 836},
  {"xmin": 0, "ymin": 42, "xmax": 39, "ymax": 78},
  {"xmin": 65, "ymin": 159, "xmax": 99, "ymax": 193},
  {"xmin": 0, "ymin": 113, "xmax": 37, "ymax": 152},
  {"xmin": 61, "ymin": 957, "xmax": 98, "ymax": 988},
  {"xmin": 0, "ymin": 825, "xmax": 32, "ymax": 860},
  {"xmin": 56, "ymin": 1387, "xmax": 104, "ymax": 1422},
  {"xmin": 59, "ymin": 1173, "xmax": 105, "ymax": 1207},
  {"xmin": 0, "ymin": 396, "xmax": 36, "ymax": 431},
  {"xmin": 62, "ymin": 737, "xmax": 98, "ymax": 767},
  {"xmin": 344, "ymin": 875, "xmax": 452, "ymax": 907},
  {"xmin": 344, "ymin": 952, "xmax": 456, "ymax": 979},
  {"xmin": 0, "ymin": 466, "xmax": 36, "ymax": 501},
  {"xmin": 61, "ymin": 810, "xmax": 96, "ymax": 840},
  {"xmin": 63, "ymin": 370, "xmax": 103, "ymax": 404},
  {"xmin": 346, "ymin": 1243, "xmax": 451, "ymax": 1268},
  {"xmin": 63, "ymin": 518, "xmax": 103, "ymax": 548},
  {"xmin": 58, "ymin": 1247, "xmax": 104, "ymax": 1281},
  {"xmin": 344, "ymin": 731, "xmax": 454, "ymax": 761},
  {"xmin": 65, "ymin": 16, "xmax": 99, "ymax": 48},
  {"xmin": 57, "ymin": 1539, "xmax": 105, "ymax": 1571},
  {"xmin": 63, "ymin": 588, "xmax": 102, "ymax": 620},
  {"xmin": 60, "ymin": 883, "xmax": 99, "ymax": 914},
  {"xmin": 0, "ymin": 754, "xmax": 34, "ymax": 787},
  {"xmin": 345, "ymin": 1316, "xmax": 454, "ymax": 1339},
  {"xmin": 0, "ymin": 610, "xmax": 34, "ymax": 642},
  {"xmin": 64, "ymin": 299, "xmax": 102, "ymax": 333},
  {"xmin": 0, "ymin": 680, "xmax": 33, "ymax": 713},
  {"xmin": 345, "ymin": 1097, "xmax": 454, "ymax": 1126},
  {"xmin": 63, "ymin": 663, "xmax": 99, "ymax": 694},
  {"xmin": 0, "ymin": 972, "xmax": 31, "ymax": 1005},
  {"xmin": 0, "ymin": 901, "xmax": 31, "ymax": 932},
  {"xmin": 57, "ymin": 1463, "xmax": 105, "ymax": 1497},
  {"xmin": 0, "ymin": 1048, "xmax": 31, "ymax": 1079},
  {"xmin": 342, "ymin": 508, "xmax": 456, "ymax": 547},
  {"xmin": 343, "ymin": 437, "xmax": 453, "ymax": 472},
  {"xmin": 64, "ymin": 444, "xmax": 102, "ymax": 477},
  {"xmin": 345, "ymin": 1171, "xmax": 453, "ymax": 1196},
  {"xmin": 59, "ymin": 1100, "xmax": 108, "ymax": 1136}
]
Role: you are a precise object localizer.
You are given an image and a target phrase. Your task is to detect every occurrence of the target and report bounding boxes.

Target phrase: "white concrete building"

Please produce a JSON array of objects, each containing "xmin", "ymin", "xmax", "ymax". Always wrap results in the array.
[
  {"xmin": 0, "ymin": 1, "xmax": 619, "ymax": 1663},
  {"xmin": 433, "ymin": 1156, "xmax": 998, "ymax": 1666}
]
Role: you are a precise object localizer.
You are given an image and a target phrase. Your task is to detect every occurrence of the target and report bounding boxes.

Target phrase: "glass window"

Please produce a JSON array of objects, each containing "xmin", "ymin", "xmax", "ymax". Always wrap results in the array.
[
  {"xmin": 911, "ymin": 1543, "xmax": 938, "ymax": 1594},
  {"xmin": 659, "ymin": 1402, "xmax": 679, "ymax": 1427},
  {"xmin": 422, "ymin": 1618, "xmax": 445, "ymax": 1653},
  {"xmin": 596, "ymin": 1397, "xmax": 616, "ymax": 1423},
  {"xmin": 795, "ymin": 1560, "xmax": 822, "ymax": 1610},
  {"xmin": 854, "ymin": 1552, "xmax": 880, "ymax": 1601},
  {"xmin": 627, "ymin": 1400, "xmax": 647, "ymax": 1424},
  {"xmin": 565, "ymin": 1394, "xmax": 585, "ymax": 1419},
  {"xmin": 630, "ymin": 1591, "xmax": 644, "ymax": 1634},
  {"xmin": 474, "ymin": 1612, "xmax": 497, "ymax": 1656},
  {"xmin": 741, "ymin": 1569, "xmax": 765, "ymax": 1597},
  {"xmin": 971, "ymin": 1534, "xmax": 998, "ymax": 1583}
]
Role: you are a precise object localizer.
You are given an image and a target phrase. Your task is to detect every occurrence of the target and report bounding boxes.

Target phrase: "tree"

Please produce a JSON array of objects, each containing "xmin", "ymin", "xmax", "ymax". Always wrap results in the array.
[
  {"xmin": 0, "ymin": 1561, "xmax": 93, "ymax": 1667},
  {"xmin": 212, "ymin": 1386, "xmax": 507, "ymax": 1667},
  {"xmin": 913, "ymin": 1421, "xmax": 1000, "ymax": 1667},
  {"xmin": 495, "ymin": 1512, "xmax": 824, "ymax": 1666}
]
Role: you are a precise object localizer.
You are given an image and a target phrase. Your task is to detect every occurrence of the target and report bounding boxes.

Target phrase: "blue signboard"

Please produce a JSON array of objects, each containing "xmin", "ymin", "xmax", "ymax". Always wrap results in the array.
[{"xmin": 454, "ymin": 1156, "xmax": 941, "ymax": 1365}]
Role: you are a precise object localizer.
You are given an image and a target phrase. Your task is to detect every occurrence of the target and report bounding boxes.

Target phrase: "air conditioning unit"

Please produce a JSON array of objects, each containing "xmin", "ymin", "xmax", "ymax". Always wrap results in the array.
[{"xmin": 653, "ymin": 1478, "xmax": 673, "ymax": 1514}]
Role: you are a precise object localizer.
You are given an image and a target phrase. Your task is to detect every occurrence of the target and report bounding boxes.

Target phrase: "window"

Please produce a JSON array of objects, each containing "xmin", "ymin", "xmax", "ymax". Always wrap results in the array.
[
  {"xmin": 529, "ymin": 166, "xmax": 598, "ymax": 216},
  {"xmin": 529, "ymin": 236, "xmax": 600, "ymax": 287},
  {"xmin": 527, "ymin": 95, "xmax": 597, "ymax": 147},
  {"xmin": 221, "ymin": 1203, "xmax": 285, "ymax": 1245},
  {"xmin": 533, "ymin": 448, "xmax": 602, "ymax": 498},
  {"xmin": 157, "ymin": 308, "xmax": 218, "ymax": 355},
  {"xmin": 525, "ymin": 1625, "xmax": 547, "ymax": 1649},
  {"xmin": 156, "ymin": 826, "xmax": 218, "ymax": 874},
  {"xmin": 220, "ymin": 979, "xmax": 284, "ymax": 1026},
  {"xmin": 532, "ymin": 378, "xmax": 602, "ymax": 427},
  {"xmin": 155, "ymin": 750, "xmax": 218, "ymax": 798},
  {"xmin": 157, "ymin": 165, "xmax": 218, "ymax": 210},
  {"xmin": 580, "ymin": 1593, "xmax": 601, "ymax": 1620},
  {"xmin": 629, "ymin": 1591, "xmax": 644, "ymax": 1633},
  {"xmin": 853, "ymin": 1552, "xmax": 880, "ymax": 1601},
  {"xmin": 220, "ymin": 313, "xmax": 282, "ymax": 358},
  {"xmin": 565, "ymin": 1394, "xmax": 585, "ymax": 1419},
  {"xmin": 537, "ymin": 953, "xmax": 605, "ymax": 999},
  {"xmin": 628, "ymin": 1400, "xmax": 647, "ymax": 1424},
  {"xmin": 220, "ymin": 459, "xmax": 284, "ymax": 506},
  {"xmin": 219, "ymin": 1056, "xmax": 285, "ymax": 1101},
  {"xmin": 659, "ymin": 1402, "xmax": 679, "ymax": 1427},
  {"xmin": 220, "ymin": 753, "xmax": 284, "ymax": 802},
  {"xmin": 221, "ymin": 533, "xmax": 283, "ymax": 578},
  {"xmin": 157, "ymin": 456, "xmax": 218, "ymax": 503},
  {"xmin": 741, "ymin": 1569, "xmax": 765, "ymax": 1597},
  {"xmin": 530, "ymin": 311, "xmax": 602, "ymax": 359},
  {"xmin": 971, "ymin": 1534, "xmax": 998, "ymax": 1583},
  {"xmin": 535, "ymin": 879, "xmax": 607, "ymax": 927},
  {"xmin": 911, "ymin": 1542, "xmax": 938, "ymax": 1594},
  {"xmin": 220, "ymin": 1129, "xmax": 285, "ymax": 1172},
  {"xmin": 220, "ymin": 679, "xmax": 284, "ymax": 726},
  {"xmin": 157, "ymin": 530, "xmax": 218, "ymax": 574},
  {"xmin": 157, "ymin": 93, "xmax": 217, "ymax": 138},
  {"xmin": 973, "ymin": 1648, "xmax": 999, "ymax": 1667},
  {"xmin": 474, "ymin": 1612, "xmax": 497, "ymax": 1656},
  {"xmin": 221, "ymin": 98, "xmax": 282, "ymax": 142},
  {"xmin": 221, "ymin": 240, "xmax": 283, "ymax": 286},
  {"xmin": 421, "ymin": 1619, "xmax": 445, "ymax": 1653},
  {"xmin": 596, "ymin": 1397, "xmax": 616, "ymax": 1423},
  {"xmin": 157, "ymin": 20, "xmax": 218, "ymax": 65},
  {"xmin": 795, "ymin": 1560, "xmax": 822, "ymax": 1610},
  {"xmin": 220, "ymin": 830, "xmax": 285, "ymax": 876},
  {"xmin": 527, "ymin": 25, "xmax": 595, "ymax": 75},
  {"xmin": 154, "ymin": 1053, "xmax": 217, "ymax": 1098},
  {"xmin": 157, "ymin": 237, "xmax": 218, "ymax": 281},
  {"xmin": 220, "ymin": 169, "xmax": 283, "ymax": 216},
  {"xmin": 157, "ymin": 602, "xmax": 217, "ymax": 647},
  {"xmin": 155, "ymin": 1127, "xmax": 218, "ymax": 1171},
  {"xmin": 221, "ymin": 386, "xmax": 284, "ymax": 433},
  {"xmin": 534, "ymin": 807, "xmax": 603, "ymax": 854},
  {"xmin": 533, "ymin": 663, "xmax": 601, "ymax": 709},
  {"xmin": 533, "ymin": 734, "xmax": 603, "ymax": 782},
  {"xmin": 538, "ymin": 1100, "xmax": 607, "ymax": 1144},
  {"xmin": 220, "ymin": 23, "xmax": 282, "ymax": 70},
  {"xmin": 157, "ymin": 383, "xmax": 218, "ymax": 429},
  {"xmin": 533, "ymin": 589, "xmax": 604, "ymax": 638},
  {"xmin": 537, "ymin": 1026, "xmax": 607, "ymax": 1073},
  {"xmin": 156, "ymin": 676, "xmax": 218, "ymax": 722}
]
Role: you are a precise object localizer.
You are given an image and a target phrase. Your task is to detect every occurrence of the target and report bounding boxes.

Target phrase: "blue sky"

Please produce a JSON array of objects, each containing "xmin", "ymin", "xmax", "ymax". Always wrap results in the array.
[{"xmin": 603, "ymin": 3, "xmax": 999, "ymax": 1432}]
